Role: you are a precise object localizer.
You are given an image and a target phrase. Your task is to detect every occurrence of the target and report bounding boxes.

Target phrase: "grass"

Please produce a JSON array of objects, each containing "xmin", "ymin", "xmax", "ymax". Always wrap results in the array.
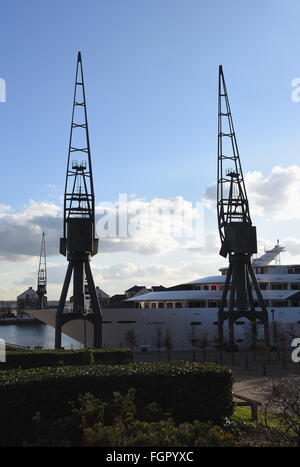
[
  {"xmin": 234, "ymin": 406, "xmax": 253, "ymax": 421},
  {"xmin": 234, "ymin": 405, "xmax": 299, "ymax": 436},
  {"xmin": 234, "ymin": 405, "xmax": 282, "ymax": 428}
]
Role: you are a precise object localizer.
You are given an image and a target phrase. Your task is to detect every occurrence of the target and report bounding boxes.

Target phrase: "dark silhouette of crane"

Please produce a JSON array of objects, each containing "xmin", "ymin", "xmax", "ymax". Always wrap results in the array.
[
  {"xmin": 55, "ymin": 52, "xmax": 102, "ymax": 349},
  {"xmin": 217, "ymin": 66, "xmax": 269, "ymax": 350},
  {"xmin": 37, "ymin": 232, "xmax": 47, "ymax": 309}
]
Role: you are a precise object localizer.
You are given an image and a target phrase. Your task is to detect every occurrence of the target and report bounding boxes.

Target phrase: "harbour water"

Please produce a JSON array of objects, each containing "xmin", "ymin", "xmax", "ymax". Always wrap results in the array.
[{"xmin": 0, "ymin": 323, "xmax": 82, "ymax": 349}]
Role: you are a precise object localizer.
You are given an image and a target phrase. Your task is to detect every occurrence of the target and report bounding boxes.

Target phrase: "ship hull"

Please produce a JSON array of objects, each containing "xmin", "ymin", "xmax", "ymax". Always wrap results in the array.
[{"xmin": 29, "ymin": 306, "xmax": 300, "ymax": 349}]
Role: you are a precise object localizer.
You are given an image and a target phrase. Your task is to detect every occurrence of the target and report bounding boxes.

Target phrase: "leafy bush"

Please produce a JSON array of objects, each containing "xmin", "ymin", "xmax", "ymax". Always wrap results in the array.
[
  {"xmin": 0, "ymin": 361, "xmax": 233, "ymax": 446},
  {"xmin": 225, "ymin": 418, "xmax": 296, "ymax": 447},
  {"xmin": 2, "ymin": 348, "xmax": 133, "ymax": 369},
  {"xmin": 28, "ymin": 389, "xmax": 234, "ymax": 447}
]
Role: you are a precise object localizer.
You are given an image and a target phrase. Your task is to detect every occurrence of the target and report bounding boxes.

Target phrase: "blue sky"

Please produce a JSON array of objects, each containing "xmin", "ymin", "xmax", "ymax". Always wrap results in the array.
[
  {"xmin": 2, "ymin": 0, "xmax": 300, "ymax": 298},
  {"xmin": 1, "ymin": 0, "xmax": 300, "ymax": 205}
]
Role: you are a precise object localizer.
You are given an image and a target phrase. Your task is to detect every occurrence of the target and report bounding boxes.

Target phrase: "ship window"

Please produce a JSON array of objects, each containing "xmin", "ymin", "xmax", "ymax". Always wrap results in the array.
[
  {"xmin": 211, "ymin": 285, "xmax": 217, "ymax": 290},
  {"xmin": 117, "ymin": 321, "xmax": 137, "ymax": 324},
  {"xmin": 255, "ymin": 268, "xmax": 264, "ymax": 274},
  {"xmin": 292, "ymin": 301, "xmax": 300, "ymax": 307},
  {"xmin": 290, "ymin": 267, "xmax": 300, "ymax": 274},
  {"xmin": 151, "ymin": 303, "xmax": 157, "ymax": 308},
  {"xmin": 259, "ymin": 283, "xmax": 268, "ymax": 290},
  {"xmin": 271, "ymin": 301, "xmax": 289, "ymax": 307},
  {"xmin": 204, "ymin": 285, "xmax": 209, "ymax": 290},
  {"xmin": 188, "ymin": 301, "xmax": 206, "ymax": 308},
  {"xmin": 208, "ymin": 301, "xmax": 220, "ymax": 308},
  {"xmin": 175, "ymin": 302, "xmax": 183, "ymax": 308},
  {"xmin": 270, "ymin": 283, "xmax": 288, "ymax": 290},
  {"xmin": 144, "ymin": 302, "xmax": 149, "ymax": 308},
  {"xmin": 291, "ymin": 283, "xmax": 300, "ymax": 290},
  {"xmin": 158, "ymin": 302, "xmax": 164, "ymax": 308},
  {"xmin": 166, "ymin": 303, "xmax": 173, "ymax": 308}
]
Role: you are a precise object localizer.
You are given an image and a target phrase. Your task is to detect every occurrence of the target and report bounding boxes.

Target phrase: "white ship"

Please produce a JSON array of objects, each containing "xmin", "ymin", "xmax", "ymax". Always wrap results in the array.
[{"xmin": 30, "ymin": 243, "xmax": 300, "ymax": 349}]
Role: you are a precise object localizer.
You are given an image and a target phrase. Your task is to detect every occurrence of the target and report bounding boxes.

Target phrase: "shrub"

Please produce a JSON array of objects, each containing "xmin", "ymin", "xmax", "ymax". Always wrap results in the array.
[
  {"xmin": 0, "ymin": 361, "xmax": 233, "ymax": 446},
  {"xmin": 2, "ymin": 348, "xmax": 133, "ymax": 369},
  {"xmin": 28, "ymin": 389, "xmax": 234, "ymax": 447}
]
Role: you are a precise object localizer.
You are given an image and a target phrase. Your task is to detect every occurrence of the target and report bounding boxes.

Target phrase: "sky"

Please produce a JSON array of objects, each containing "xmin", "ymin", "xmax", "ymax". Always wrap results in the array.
[{"xmin": 2, "ymin": 0, "xmax": 300, "ymax": 299}]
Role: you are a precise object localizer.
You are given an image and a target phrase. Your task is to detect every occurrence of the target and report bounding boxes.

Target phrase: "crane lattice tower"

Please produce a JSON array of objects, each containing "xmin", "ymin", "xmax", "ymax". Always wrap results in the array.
[
  {"xmin": 217, "ymin": 65, "xmax": 269, "ymax": 350},
  {"xmin": 55, "ymin": 52, "xmax": 102, "ymax": 349}
]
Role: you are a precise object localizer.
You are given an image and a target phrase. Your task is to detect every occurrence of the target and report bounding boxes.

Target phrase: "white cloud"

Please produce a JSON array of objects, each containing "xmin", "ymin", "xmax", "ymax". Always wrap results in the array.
[
  {"xmin": 96, "ymin": 195, "xmax": 203, "ymax": 255},
  {"xmin": 245, "ymin": 166, "xmax": 300, "ymax": 220},
  {"xmin": 90, "ymin": 259, "xmax": 224, "ymax": 295},
  {"xmin": 0, "ymin": 196, "xmax": 205, "ymax": 260},
  {"xmin": 3, "ymin": 168, "xmax": 300, "ymax": 300},
  {"xmin": 204, "ymin": 165, "xmax": 300, "ymax": 221},
  {"xmin": 185, "ymin": 231, "xmax": 220, "ymax": 255},
  {"xmin": 0, "ymin": 201, "xmax": 61, "ymax": 260},
  {"xmin": 281, "ymin": 237, "xmax": 300, "ymax": 256},
  {"xmin": 0, "ymin": 204, "xmax": 12, "ymax": 213}
]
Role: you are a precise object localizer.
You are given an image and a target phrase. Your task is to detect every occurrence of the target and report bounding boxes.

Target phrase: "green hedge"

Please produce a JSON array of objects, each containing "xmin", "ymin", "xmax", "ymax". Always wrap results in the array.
[
  {"xmin": 2, "ymin": 348, "xmax": 133, "ymax": 369},
  {"xmin": 0, "ymin": 361, "xmax": 233, "ymax": 446}
]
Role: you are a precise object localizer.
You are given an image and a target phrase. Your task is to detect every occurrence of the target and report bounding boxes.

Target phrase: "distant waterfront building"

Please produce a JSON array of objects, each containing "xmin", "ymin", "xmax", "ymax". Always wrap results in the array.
[
  {"xmin": 125, "ymin": 285, "xmax": 150, "ymax": 298},
  {"xmin": 17, "ymin": 287, "xmax": 40, "ymax": 315},
  {"xmin": 96, "ymin": 287, "xmax": 110, "ymax": 304},
  {"xmin": 0, "ymin": 301, "xmax": 16, "ymax": 317}
]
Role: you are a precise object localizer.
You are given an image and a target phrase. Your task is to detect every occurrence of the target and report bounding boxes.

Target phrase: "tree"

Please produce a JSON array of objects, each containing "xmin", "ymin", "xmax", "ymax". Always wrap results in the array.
[
  {"xmin": 276, "ymin": 322, "xmax": 288, "ymax": 352},
  {"xmin": 153, "ymin": 327, "xmax": 163, "ymax": 361},
  {"xmin": 124, "ymin": 329, "xmax": 138, "ymax": 351},
  {"xmin": 256, "ymin": 339, "xmax": 270, "ymax": 375},
  {"xmin": 0, "ymin": 306, "xmax": 14, "ymax": 318},
  {"xmin": 163, "ymin": 328, "xmax": 173, "ymax": 362},
  {"xmin": 243, "ymin": 322, "xmax": 253, "ymax": 350},
  {"xmin": 283, "ymin": 322, "xmax": 300, "ymax": 343},
  {"xmin": 196, "ymin": 333, "xmax": 210, "ymax": 362},
  {"xmin": 259, "ymin": 378, "xmax": 300, "ymax": 447},
  {"xmin": 189, "ymin": 324, "xmax": 199, "ymax": 362}
]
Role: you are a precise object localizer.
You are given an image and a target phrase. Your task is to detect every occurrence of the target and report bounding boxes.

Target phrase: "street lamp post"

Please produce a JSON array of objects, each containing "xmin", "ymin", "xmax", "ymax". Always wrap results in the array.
[
  {"xmin": 271, "ymin": 309, "xmax": 275, "ymax": 348},
  {"xmin": 190, "ymin": 338, "xmax": 197, "ymax": 362},
  {"xmin": 83, "ymin": 311, "xmax": 88, "ymax": 349},
  {"xmin": 190, "ymin": 322, "xmax": 202, "ymax": 362},
  {"xmin": 271, "ymin": 308, "xmax": 279, "ymax": 358}
]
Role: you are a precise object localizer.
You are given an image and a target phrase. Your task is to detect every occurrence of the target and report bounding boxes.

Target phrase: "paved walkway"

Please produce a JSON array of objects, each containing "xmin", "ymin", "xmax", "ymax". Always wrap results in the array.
[{"xmin": 232, "ymin": 366, "xmax": 300, "ymax": 403}]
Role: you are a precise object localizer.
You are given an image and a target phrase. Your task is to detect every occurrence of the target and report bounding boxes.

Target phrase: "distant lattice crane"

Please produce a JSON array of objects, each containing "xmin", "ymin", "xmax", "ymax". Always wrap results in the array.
[
  {"xmin": 37, "ymin": 232, "xmax": 47, "ymax": 309},
  {"xmin": 55, "ymin": 52, "xmax": 102, "ymax": 349},
  {"xmin": 217, "ymin": 65, "xmax": 269, "ymax": 350}
]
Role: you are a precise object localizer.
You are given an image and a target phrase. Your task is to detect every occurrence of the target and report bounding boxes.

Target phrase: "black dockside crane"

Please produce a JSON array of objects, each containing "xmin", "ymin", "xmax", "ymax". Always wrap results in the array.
[
  {"xmin": 37, "ymin": 232, "xmax": 47, "ymax": 310},
  {"xmin": 217, "ymin": 66, "xmax": 270, "ymax": 350},
  {"xmin": 55, "ymin": 52, "xmax": 102, "ymax": 349}
]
